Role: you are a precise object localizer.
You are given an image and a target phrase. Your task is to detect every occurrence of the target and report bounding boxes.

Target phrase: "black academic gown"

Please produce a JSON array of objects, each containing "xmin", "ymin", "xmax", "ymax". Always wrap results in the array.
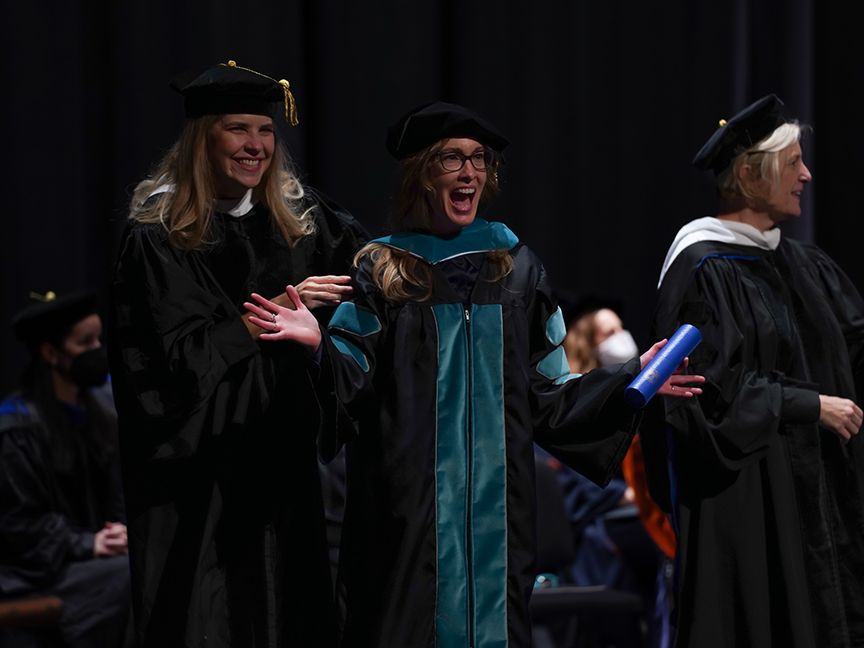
[
  {"xmin": 0, "ymin": 389, "xmax": 125, "ymax": 591},
  {"xmin": 108, "ymin": 192, "xmax": 366, "ymax": 648},
  {"xmin": 643, "ymin": 235, "xmax": 864, "ymax": 648},
  {"xmin": 317, "ymin": 219, "xmax": 642, "ymax": 648},
  {"xmin": 0, "ymin": 387, "xmax": 131, "ymax": 648}
]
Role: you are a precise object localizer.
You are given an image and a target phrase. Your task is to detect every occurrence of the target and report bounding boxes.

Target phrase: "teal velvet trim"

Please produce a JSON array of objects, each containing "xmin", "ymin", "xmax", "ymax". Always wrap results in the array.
[
  {"xmin": 330, "ymin": 335, "xmax": 369, "ymax": 372},
  {"xmin": 374, "ymin": 218, "xmax": 519, "ymax": 264},
  {"xmin": 554, "ymin": 373, "xmax": 582, "ymax": 385},
  {"xmin": 328, "ymin": 302, "xmax": 381, "ymax": 336},
  {"xmin": 468, "ymin": 304, "xmax": 509, "ymax": 647},
  {"xmin": 537, "ymin": 346, "xmax": 570, "ymax": 380},
  {"xmin": 431, "ymin": 304, "xmax": 470, "ymax": 646},
  {"xmin": 545, "ymin": 307, "xmax": 566, "ymax": 346}
]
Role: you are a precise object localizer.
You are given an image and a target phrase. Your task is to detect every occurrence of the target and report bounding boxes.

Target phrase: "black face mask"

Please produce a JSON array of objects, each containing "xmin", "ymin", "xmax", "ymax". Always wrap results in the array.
[{"xmin": 69, "ymin": 347, "xmax": 109, "ymax": 388}]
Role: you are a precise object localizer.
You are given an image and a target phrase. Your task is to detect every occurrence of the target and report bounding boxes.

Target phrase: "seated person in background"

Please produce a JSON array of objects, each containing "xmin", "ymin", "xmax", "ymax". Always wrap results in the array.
[
  {"xmin": 0, "ymin": 291, "xmax": 130, "ymax": 648},
  {"xmin": 539, "ymin": 295, "xmax": 674, "ymax": 648}
]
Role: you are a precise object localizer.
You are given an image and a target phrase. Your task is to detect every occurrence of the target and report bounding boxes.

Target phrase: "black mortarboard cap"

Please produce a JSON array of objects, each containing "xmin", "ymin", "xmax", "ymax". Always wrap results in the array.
[
  {"xmin": 12, "ymin": 290, "xmax": 99, "ymax": 349},
  {"xmin": 170, "ymin": 60, "xmax": 299, "ymax": 125},
  {"xmin": 692, "ymin": 95, "xmax": 785, "ymax": 175},
  {"xmin": 386, "ymin": 102, "xmax": 509, "ymax": 160}
]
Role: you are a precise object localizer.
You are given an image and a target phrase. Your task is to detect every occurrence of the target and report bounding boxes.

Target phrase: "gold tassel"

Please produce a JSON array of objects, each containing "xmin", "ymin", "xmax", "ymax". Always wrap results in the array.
[
  {"xmin": 29, "ymin": 291, "xmax": 57, "ymax": 302},
  {"xmin": 719, "ymin": 119, "xmax": 727, "ymax": 127},
  {"xmin": 219, "ymin": 60, "xmax": 299, "ymax": 125},
  {"xmin": 278, "ymin": 80, "xmax": 299, "ymax": 126}
]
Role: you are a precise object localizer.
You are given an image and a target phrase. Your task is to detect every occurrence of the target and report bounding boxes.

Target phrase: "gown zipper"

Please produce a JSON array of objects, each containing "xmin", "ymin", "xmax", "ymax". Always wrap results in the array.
[{"xmin": 464, "ymin": 306, "xmax": 474, "ymax": 648}]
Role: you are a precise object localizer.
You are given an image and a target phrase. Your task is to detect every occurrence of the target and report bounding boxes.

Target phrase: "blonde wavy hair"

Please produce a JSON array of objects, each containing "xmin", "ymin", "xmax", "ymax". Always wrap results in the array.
[
  {"xmin": 128, "ymin": 114, "xmax": 315, "ymax": 250},
  {"xmin": 356, "ymin": 138, "xmax": 511, "ymax": 302},
  {"xmin": 717, "ymin": 121, "xmax": 802, "ymax": 203}
]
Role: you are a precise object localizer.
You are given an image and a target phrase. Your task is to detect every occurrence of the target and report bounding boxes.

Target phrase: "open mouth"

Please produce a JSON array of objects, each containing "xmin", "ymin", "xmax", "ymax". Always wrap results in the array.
[{"xmin": 450, "ymin": 187, "xmax": 476, "ymax": 213}]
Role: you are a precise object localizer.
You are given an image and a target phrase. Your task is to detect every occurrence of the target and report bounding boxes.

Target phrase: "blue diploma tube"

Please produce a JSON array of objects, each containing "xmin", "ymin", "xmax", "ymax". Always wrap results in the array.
[{"xmin": 624, "ymin": 324, "xmax": 702, "ymax": 408}]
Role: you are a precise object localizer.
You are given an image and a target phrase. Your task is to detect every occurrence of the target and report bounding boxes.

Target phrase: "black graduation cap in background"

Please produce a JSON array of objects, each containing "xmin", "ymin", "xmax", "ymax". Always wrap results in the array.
[
  {"xmin": 692, "ymin": 95, "xmax": 786, "ymax": 175},
  {"xmin": 386, "ymin": 101, "xmax": 510, "ymax": 160},
  {"xmin": 12, "ymin": 290, "xmax": 99, "ymax": 350},
  {"xmin": 170, "ymin": 60, "xmax": 299, "ymax": 125}
]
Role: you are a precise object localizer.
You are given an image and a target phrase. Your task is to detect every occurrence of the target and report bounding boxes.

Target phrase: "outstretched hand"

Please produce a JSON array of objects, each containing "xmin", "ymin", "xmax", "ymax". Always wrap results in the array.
[
  {"xmin": 244, "ymin": 286, "xmax": 322, "ymax": 353},
  {"xmin": 640, "ymin": 338, "xmax": 706, "ymax": 398}
]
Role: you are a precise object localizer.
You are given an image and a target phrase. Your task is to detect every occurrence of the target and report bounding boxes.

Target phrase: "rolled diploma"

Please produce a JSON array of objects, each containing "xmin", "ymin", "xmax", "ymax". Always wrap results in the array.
[{"xmin": 624, "ymin": 324, "xmax": 702, "ymax": 408}]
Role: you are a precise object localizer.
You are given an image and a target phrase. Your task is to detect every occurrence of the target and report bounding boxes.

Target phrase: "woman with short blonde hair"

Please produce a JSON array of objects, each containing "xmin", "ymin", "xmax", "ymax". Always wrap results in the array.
[{"xmin": 648, "ymin": 95, "xmax": 864, "ymax": 648}]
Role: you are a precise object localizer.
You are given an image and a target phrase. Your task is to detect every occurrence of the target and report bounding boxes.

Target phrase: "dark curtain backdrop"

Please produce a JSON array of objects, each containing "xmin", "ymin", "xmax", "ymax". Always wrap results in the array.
[{"xmin": 1, "ymin": 0, "xmax": 861, "ymax": 395}]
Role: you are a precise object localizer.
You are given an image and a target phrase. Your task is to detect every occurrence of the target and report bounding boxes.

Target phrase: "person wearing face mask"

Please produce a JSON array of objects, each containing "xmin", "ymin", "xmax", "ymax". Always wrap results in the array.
[
  {"xmin": 542, "ymin": 297, "xmax": 674, "ymax": 648},
  {"xmin": 643, "ymin": 96, "xmax": 864, "ymax": 648},
  {"xmin": 0, "ymin": 290, "xmax": 131, "ymax": 648}
]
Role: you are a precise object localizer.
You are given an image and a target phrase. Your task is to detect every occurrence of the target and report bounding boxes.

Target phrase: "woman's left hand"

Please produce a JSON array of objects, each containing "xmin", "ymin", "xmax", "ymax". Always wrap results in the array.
[
  {"xmin": 296, "ymin": 275, "xmax": 353, "ymax": 309},
  {"xmin": 244, "ymin": 286, "xmax": 322, "ymax": 353},
  {"xmin": 640, "ymin": 339, "xmax": 706, "ymax": 398}
]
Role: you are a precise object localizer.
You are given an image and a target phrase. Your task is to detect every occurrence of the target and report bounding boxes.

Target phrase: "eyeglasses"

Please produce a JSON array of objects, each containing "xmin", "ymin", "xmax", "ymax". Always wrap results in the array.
[{"xmin": 434, "ymin": 149, "xmax": 495, "ymax": 172}]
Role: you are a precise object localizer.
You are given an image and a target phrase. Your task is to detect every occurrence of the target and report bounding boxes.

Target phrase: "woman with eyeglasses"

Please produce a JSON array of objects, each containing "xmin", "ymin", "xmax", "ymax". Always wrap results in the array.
[{"xmin": 244, "ymin": 102, "xmax": 704, "ymax": 647}]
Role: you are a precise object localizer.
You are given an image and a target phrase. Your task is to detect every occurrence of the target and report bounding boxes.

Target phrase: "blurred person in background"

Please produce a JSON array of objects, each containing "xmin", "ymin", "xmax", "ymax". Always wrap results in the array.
[{"xmin": 0, "ymin": 290, "xmax": 130, "ymax": 648}]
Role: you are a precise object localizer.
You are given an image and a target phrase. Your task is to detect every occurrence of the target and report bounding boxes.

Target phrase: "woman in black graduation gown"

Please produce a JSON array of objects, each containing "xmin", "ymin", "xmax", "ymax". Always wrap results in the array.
[
  {"xmin": 643, "ymin": 95, "xmax": 864, "ymax": 648},
  {"xmin": 108, "ymin": 62, "xmax": 367, "ymax": 648},
  {"xmin": 245, "ymin": 102, "xmax": 703, "ymax": 648},
  {"xmin": 1, "ymin": 291, "xmax": 130, "ymax": 647}
]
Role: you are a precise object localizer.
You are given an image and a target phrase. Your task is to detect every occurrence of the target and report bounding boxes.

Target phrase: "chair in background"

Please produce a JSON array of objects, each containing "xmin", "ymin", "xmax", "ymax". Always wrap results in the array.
[{"xmin": 531, "ymin": 457, "xmax": 648, "ymax": 648}]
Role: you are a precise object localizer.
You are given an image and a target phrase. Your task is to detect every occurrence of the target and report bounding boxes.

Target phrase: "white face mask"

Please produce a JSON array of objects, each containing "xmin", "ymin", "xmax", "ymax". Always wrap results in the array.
[{"xmin": 595, "ymin": 330, "xmax": 639, "ymax": 366}]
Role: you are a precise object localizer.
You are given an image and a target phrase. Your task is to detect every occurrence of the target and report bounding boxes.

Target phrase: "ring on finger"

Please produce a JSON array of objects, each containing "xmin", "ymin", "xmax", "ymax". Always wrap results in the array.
[{"xmin": 270, "ymin": 312, "xmax": 277, "ymax": 324}]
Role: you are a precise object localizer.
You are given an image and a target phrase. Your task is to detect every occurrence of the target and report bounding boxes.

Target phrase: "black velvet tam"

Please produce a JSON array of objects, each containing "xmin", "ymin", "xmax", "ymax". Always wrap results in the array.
[
  {"xmin": 12, "ymin": 290, "xmax": 98, "ymax": 348},
  {"xmin": 170, "ymin": 61, "xmax": 287, "ymax": 119},
  {"xmin": 692, "ymin": 94, "xmax": 786, "ymax": 175},
  {"xmin": 386, "ymin": 101, "xmax": 509, "ymax": 159}
]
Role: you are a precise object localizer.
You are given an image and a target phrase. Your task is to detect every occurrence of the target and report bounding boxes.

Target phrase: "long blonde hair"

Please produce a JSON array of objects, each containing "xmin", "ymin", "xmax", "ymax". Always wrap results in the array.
[
  {"xmin": 128, "ymin": 115, "xmax": 315, "ymax": 250},
  {"xmin": 356, "ymin": 138, "xmax": 511, "ymax": 302}
]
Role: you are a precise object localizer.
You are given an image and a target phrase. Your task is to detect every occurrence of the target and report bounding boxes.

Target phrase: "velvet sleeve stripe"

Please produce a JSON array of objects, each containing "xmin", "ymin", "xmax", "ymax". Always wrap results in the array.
[
  {"xmin": 331, "ymin": 335, "xmax": 370, "ymax": 372},
  {"xmin": 554, "ymin": 373, "xmax": 582, "ymax": 385},
  {"xmin": 545, "ymin": 307, "xmax": 566, "ymax": 346},
  {"xmin": 537, "ymin": 346, "xmax": 570, "ymax": 381},
  {"xmin": 328, "ymin": 302, "xmax": 382, "ymax": 337}
]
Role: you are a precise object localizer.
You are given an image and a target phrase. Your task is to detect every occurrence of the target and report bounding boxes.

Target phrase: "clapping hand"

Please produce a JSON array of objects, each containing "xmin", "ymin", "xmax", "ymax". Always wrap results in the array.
[{"xmin": 244, "ymin": 286, "xmax": 322, "ymax": 353}]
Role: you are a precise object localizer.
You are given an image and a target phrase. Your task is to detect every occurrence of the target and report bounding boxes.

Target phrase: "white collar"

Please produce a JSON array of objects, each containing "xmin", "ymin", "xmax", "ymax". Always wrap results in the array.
[
  {"xmin": 215, "ymin": 189, "xmax": 257, "ymax": 217},
  {"xmin": 658, "ymin": 216, "xmax": 781, "ymax": 287},
  {"xmin": 147, "ymin": 185, "xmax": 257, "ymax": 218}
]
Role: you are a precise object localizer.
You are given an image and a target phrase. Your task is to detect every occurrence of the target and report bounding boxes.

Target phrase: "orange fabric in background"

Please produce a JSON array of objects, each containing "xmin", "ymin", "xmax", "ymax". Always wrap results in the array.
[{"xmin": 621, "ymin": 434, "xmax": 676, "ymax": 560}]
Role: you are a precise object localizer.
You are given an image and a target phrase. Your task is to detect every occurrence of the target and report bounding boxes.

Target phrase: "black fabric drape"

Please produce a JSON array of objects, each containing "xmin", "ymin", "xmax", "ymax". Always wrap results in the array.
[{"xmin": 2, "ymin": 0, "xmax": 860, "ymax": 395}]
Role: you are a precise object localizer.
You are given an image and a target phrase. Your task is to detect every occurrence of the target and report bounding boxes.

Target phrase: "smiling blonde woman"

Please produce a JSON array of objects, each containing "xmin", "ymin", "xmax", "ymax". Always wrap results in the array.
[{"xmin": 109, "ymin": 61, "xmax": 367, "ymax": 648}]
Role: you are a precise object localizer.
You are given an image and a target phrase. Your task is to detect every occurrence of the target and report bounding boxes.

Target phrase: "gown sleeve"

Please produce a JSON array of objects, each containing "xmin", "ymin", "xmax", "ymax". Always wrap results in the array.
[
  {"xmin": 805, "ymin": 245, "xmax": 864, "ymax": 400},
  {"xmin": 315, "ymin": 257, "xmax": 388, "ymax": 461},
  {"xmin": 528, "ymin": 260, "xmax": 642, "ymax": 486},
  {"xmin": 659, "ymin": 257, "xmax": 822, "ymax": 474},
  {"xmin": 0, "ymin": 420, "xmax": 94, "ymax": 588},
  {"xmin": 109, "ymin": 225, "xmax": 271, "ymax": 443}
]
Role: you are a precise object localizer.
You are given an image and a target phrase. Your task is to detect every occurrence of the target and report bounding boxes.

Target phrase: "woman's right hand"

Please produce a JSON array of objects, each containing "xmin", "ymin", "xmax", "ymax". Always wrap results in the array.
[
  {"xmin": 818, "ymin": 395, "xmax": 862, "ymax": 444},
  {"xmin": 244, "ymin": 286, "xmax": 322, "ymax": 353}
]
